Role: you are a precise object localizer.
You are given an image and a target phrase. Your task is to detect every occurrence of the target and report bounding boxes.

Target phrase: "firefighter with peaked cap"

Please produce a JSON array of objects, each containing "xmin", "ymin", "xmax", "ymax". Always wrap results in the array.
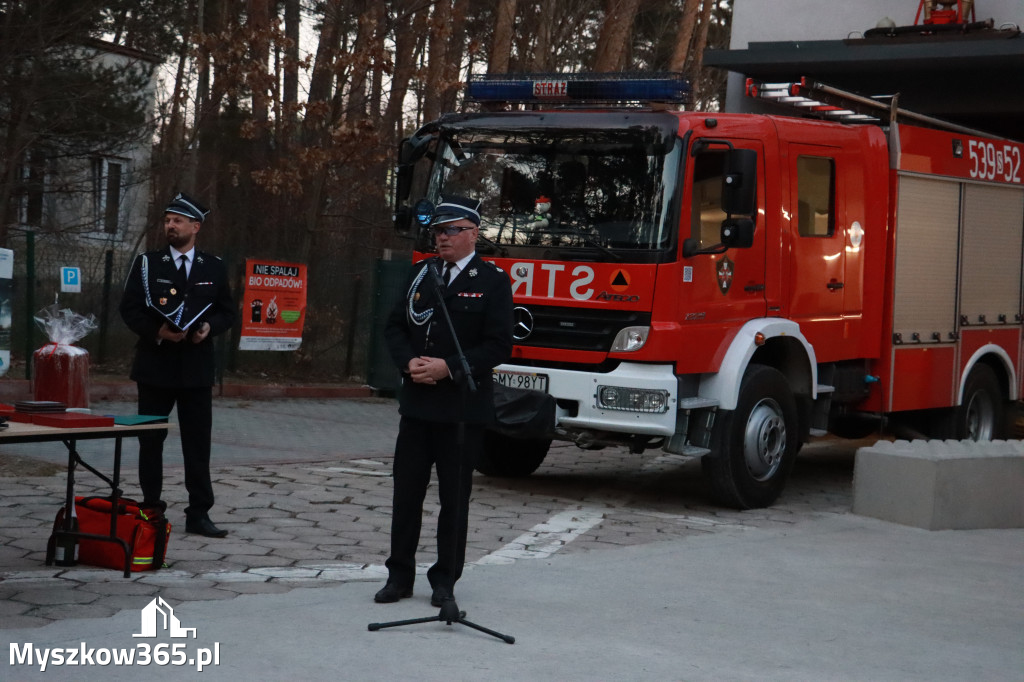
[
  {"xmin": 119, "ymin": 192, "xmax": 236, "ymax": 538},
  {"xmin": 376, "ymin": 194, "xmax": 513, "ymax": 607}
]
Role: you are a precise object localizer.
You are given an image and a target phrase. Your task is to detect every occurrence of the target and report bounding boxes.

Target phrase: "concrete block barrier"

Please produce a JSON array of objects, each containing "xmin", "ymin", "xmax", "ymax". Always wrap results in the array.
[{"xmin": 853, "ymin": 439, "xmax": 1024, "ymax": 530}]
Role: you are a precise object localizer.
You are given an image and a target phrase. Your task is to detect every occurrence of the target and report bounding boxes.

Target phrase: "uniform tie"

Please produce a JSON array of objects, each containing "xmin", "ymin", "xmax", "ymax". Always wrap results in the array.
[
  {"xmin": 442, "ymin": 262, "xmax": 453, "ymax": 287},
  {"xmin": 177, "ymin": 255, "xmax": 189, "ymax": 284}
]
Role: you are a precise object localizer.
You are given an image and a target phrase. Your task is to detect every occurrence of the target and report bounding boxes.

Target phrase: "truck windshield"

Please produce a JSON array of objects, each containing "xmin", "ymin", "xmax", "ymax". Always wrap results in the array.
[{"xmin": 426, "ymin": 128, "xmax": 681, "ymax": 260}]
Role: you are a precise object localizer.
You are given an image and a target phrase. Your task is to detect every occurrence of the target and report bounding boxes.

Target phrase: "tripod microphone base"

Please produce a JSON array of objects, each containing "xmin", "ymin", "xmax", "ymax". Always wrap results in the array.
[{"xmin": 368, "ymin": 598, "xmax": 515, "ymax": 644}]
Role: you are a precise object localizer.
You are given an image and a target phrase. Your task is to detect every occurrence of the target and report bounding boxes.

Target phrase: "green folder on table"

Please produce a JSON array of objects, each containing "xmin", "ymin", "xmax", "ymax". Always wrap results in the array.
[{"xmin": 113, "ymin": 415, "xmax": 169, "ymax": 426}]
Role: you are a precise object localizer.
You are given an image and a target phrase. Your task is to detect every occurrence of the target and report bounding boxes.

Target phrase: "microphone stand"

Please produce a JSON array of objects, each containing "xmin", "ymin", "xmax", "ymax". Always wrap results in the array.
[{"xmin": 369, "ymin": 260, "xmax": 515, "ymax": 644}]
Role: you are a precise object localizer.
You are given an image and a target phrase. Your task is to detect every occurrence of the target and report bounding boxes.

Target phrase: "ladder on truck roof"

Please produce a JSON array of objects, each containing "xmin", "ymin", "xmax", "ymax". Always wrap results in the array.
[{"xmin": 745, "ymin": 76, "xmax": 1007, "ymax": 140}]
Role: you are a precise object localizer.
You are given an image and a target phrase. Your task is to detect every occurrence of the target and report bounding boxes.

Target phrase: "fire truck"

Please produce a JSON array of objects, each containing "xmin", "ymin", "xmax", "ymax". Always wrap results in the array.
[{"xmin": 391, "ymin": 73, "xmax": 1024, "ymax": 509}]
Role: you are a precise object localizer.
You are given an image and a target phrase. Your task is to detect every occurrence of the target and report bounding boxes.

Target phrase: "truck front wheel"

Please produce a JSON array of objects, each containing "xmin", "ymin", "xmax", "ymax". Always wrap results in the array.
[
  {"xmin": 476, "ymin": 430, "xmax": 551, "ymax": 477},
  {"xmin": 702, "ymin": 364, "xmax": 798, "ymax": 509},
  {"xmin": 954, "ymin": 363, "xmax": 1005, "ymax": 441}
]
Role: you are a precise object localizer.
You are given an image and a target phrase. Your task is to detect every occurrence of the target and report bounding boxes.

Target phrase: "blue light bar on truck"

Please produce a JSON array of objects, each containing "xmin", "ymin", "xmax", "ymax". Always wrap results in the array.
[{"xmin": 467, "ymin": 72, "xmax": 690, "ymax": 105}]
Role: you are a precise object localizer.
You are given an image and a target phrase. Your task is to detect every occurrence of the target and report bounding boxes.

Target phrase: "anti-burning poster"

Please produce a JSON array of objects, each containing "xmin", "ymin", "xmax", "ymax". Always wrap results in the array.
[{"xmin": 239, "ymin": 259, "xmax": 307, "ymax": 351}]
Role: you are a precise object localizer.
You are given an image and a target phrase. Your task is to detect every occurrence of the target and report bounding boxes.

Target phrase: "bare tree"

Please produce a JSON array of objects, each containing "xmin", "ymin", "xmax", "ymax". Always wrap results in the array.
[
  {"xmin": 347, "ymin": 0, "xmax": 375, "ymax": 124},
  {"xmin": 669, "ymin": 0, "xmax": 702, "ymax": 72},
  {"xmin": 688, "ymin": 0, "xmax": 715, "ymax": 104},
  {"xmin": 282, "ymin": 0, "xmax": 300, "ymax": 132},
  {"xmin": 383, "ymin": 1, "xmax": 429, "ymax": 140},
  {"xmin": 592, "ymin": 0, "xmax": 642, "ymax": 72},
  {"xmin": 531, "ymin": 0, "xmax": 558, "ymax": 70},
  {"xmin": 422, "ymin": 0, "xmax": 453, "ymax": 124},
  {"xmin": 489, "ymin": 0, "xmax": 518, "ymax": 73},
  {"xmin": 440, "ymin": 0, "xmax": 470, "ymax": 113}
]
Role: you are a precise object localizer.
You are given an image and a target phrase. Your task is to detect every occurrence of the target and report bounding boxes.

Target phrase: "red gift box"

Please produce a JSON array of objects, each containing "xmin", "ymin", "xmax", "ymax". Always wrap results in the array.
[{"xmin": 33, "ymin": 344, "xmax": 90, "ymax": 409}]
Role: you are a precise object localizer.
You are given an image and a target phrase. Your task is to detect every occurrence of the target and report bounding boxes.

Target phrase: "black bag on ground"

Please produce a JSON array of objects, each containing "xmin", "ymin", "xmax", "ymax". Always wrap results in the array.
[{"xmin": 490, "ymin": 383, "xmax": 556, "ymax": 439}]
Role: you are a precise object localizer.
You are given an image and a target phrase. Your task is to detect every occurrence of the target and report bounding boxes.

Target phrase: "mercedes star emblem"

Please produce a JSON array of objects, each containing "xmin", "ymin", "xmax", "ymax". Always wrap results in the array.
[{"xmin": 512, "ymin": 306, "xmax": 534, "ymax": 341}]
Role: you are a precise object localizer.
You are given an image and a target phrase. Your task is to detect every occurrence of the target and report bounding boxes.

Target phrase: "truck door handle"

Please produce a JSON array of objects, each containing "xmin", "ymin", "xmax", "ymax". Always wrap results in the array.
[
  {"xmin": 827, "ymin": 281, "xmax": 844, "ymax": 291},
  {"xmin": 744, "ymin": 284, "xmax": 765, "ymax": 293}
]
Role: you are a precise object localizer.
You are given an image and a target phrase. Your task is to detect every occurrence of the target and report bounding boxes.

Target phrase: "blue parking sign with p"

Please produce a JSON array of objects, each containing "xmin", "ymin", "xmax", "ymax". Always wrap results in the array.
[{"xmin": 61, "ymin": 267, "xmax": 81, "ymax": 293}]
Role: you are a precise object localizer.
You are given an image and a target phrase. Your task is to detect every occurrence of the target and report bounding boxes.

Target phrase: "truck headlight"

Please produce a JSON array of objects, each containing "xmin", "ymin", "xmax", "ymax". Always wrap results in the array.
[
  {"xmin": 596, "ymin": 385, "xmax": 670, "ymax": 413},
  {"xmin": 610, "ymin": 326, "xmax": 649, "ymax": 352}
]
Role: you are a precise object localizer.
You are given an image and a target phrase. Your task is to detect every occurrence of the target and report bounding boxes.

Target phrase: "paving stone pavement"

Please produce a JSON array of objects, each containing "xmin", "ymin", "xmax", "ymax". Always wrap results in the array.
[{"xmin": 0, "ymin": 397, "xmax": 860, "ymax": 630}]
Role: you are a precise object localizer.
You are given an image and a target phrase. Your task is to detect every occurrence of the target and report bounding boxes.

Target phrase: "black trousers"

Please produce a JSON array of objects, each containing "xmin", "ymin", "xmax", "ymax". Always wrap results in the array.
[
  {"xmin": 136, "ymin": 383, "xmax": 214, "ymax": 519},
  {"xmin": 385, "ymin": 415, "xmax": 482, "ymax": 592}
]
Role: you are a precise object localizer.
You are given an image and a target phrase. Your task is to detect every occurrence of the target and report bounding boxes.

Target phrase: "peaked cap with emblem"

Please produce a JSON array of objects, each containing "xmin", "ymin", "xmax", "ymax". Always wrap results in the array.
[
  {"xmin": 165, "ymin": 192, "xmax": 210, "ymax": 223},
  {"xmin": 432, "ymin": 194, "xmax": 482, "ymax": 227}
]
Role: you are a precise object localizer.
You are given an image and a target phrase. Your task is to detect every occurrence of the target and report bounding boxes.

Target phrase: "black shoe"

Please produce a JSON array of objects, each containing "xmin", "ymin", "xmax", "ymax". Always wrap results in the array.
[
  {"xmin": 374, "ymin": 583, "xmax": 413, "ymax": 603},
  {"xmin": 185, "ymin": 516, "xmax": 228, "ymax": 538},
  {"xmin": 430, "ymin": 585, "xmax": 454, "ymax": 607}
]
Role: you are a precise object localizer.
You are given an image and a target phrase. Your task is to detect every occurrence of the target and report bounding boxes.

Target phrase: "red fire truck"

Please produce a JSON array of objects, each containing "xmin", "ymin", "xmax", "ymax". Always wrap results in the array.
[{"xmin": 392, "ymin": 74, "xmax": 1024, "ymax": 509}]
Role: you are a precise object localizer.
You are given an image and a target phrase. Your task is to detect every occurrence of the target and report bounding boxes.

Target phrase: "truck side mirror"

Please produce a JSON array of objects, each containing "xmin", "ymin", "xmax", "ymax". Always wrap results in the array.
[
  {"xmin": 393, "ymin": 166, "xmax": 413, "ymax": 227},
  {"xmin": 722, "ymin": 148, "xmax": 757, "ymax": 216},
  {"xmin": 395, "ymin": 198, "xmax": 436, "ymax": 237},
  {"xmin": 392, "ymin": 134, "xmax": 433, "ymax": 234},
  {"xmin": 721, "ymin": 217, "xmax": 755, "ymax": 248},
  {"xmin": 399, "ymin": 134, "xmax": 431, "ymax": 165}
]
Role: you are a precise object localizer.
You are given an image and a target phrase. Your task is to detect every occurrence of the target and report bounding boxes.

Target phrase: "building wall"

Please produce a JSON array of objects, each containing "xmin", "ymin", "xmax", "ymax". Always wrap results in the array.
[
  {"xmin": 724, "ymin": 0, "xmax": 1023, "ymax": 110},
  {"xmin": 730, "ymin": 0, "xmax": 1021, "ymax": 47}
]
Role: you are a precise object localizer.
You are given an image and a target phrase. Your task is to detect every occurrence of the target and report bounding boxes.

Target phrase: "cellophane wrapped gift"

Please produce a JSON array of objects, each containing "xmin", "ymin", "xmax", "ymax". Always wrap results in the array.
[{"xmin": 32, "ymin": 304, "xmax": 97, "ymax": 408}]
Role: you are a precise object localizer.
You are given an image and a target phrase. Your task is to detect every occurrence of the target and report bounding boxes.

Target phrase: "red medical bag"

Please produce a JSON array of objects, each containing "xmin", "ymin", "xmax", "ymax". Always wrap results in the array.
[{"xmin": 53, "ymin": 496, "xmax": 171, "ymax": 572}]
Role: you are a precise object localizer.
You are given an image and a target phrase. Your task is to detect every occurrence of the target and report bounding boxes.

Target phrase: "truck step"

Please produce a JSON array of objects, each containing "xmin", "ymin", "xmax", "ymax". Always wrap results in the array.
[{"xmin": 678, "ymin": 397, "xmax": 719, "ymax": 410}]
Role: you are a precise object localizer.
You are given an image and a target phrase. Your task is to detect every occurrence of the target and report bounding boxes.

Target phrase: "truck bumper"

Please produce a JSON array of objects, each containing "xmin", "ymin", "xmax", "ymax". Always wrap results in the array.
[{"xmin": 494, "ymin": 362, "xmax": 679, "ymax": 437}]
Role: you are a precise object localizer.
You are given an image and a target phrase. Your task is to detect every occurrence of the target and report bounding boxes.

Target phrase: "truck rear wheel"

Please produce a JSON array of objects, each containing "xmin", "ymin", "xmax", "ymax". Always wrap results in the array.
[
  {"xmin": 702, "ymin": 364, "xmax": 798, "ymax": 509},
  {"xmin": 476, "ymin": 430, "xmax": 551, "ymax": 477},
  {"xmin": 954, "ymin": 364, "xmax": 1005, "ymax": 441}
]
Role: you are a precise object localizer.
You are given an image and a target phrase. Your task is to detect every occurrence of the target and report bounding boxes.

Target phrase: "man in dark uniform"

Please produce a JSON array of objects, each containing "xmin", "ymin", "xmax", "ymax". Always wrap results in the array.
[
  {"xmin": 119, "ymin": 192, "xmax": 236, "ymax": 538},
  {"xmin": 376, "ymin": 195, "xmax": 513, "ymax": 607}
]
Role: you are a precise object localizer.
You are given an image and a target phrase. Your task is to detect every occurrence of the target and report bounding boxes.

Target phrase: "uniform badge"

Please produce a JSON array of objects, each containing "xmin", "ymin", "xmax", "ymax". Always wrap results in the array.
[
  {"xmin": 468, "ymin": 268, "xmax": 478, "ymax": 278},
  {"xmin": 159, "ymin": 297, "xmax": 168, "ymax": 305},
  {"xmin": 170, "ymin": 288, "xmax": 177, "ymax": 295}
]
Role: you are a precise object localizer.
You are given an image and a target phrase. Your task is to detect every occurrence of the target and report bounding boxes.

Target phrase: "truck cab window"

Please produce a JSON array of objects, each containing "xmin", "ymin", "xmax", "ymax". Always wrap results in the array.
[
  {"xmin": 797, "ymin": 156, "xmax": 835, "ymax": 237},
  {"xmin": 427, "ymin": 128, "xmax": 680, "ymax": 261},
  {"xmin": 691, "ymin": 151, "xmax": 728, "ymax": 248}
]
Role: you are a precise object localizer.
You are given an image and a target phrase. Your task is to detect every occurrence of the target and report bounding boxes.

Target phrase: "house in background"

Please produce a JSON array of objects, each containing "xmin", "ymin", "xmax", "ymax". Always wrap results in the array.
[
  {"xmin": 13, "ymin": 38, "xmax": 160, "ymax": 248},
  {"xmin": 706, "ymin": 0, "xmax": 1023, "ymax": 140},
  {"xmin": 7, "ymin": 37, "xmax": 161, "ymax": 365}
]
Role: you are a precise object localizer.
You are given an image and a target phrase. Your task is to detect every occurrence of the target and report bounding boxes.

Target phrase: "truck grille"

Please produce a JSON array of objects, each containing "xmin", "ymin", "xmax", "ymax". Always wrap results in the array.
[{"xmin": 513, "ymin": 304, "xmax": 651, "ymax": 353}]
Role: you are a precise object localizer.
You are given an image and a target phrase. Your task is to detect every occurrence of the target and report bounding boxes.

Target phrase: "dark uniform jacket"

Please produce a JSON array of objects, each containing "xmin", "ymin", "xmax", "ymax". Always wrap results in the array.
[
  {"xmin": 385, "ymin": 254, "xmax": 513, "ymax": 424},
  {"xmin": 119, "ymin": 247, "xmax": 236, "ymax": 388}
]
